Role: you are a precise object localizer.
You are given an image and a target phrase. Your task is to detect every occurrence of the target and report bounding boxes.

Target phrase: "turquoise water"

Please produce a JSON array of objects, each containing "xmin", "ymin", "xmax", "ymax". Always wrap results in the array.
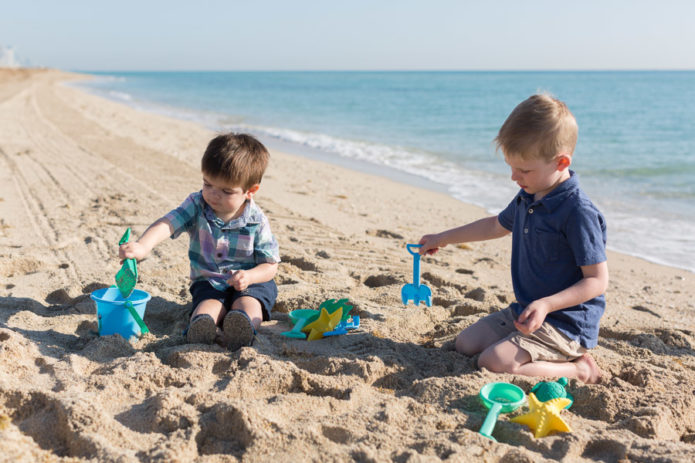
[{"xmin": 77, "ymin": 71, "xmax": 695, "ymax": 272}]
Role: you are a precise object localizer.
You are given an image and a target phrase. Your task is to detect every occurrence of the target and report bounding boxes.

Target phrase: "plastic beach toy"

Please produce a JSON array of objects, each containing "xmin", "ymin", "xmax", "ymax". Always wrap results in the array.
[
  {"xmin": 530, "ymin": 377, "xmax": 573, "ymax": 409},
  {"xmin": 282, "ymin": 309, "xmax": 318, "ymax": 339},
  {"xmin": 510, "ymin": 392, "xmax": 572, "ymax": 438},
  {"xmin": 115, "ymin": 228, "xmax": 138, "ymax": 298},
  {"xmin": 323, "ymin": 316, "xmax": 360, "ymax": 337},
  {"xmin": 281, "ymin": 299, "xmax": 359, "ymax": 339},
  {"xmin": 318, "ymin": 298, "xmax": 353, "ymax": 324},
  {"xmin": 478, "ymin": 382, "xmax": 526, "ymax": 441},
  {"xmin": 91, "ymin": 286, "xmax": 150, "ymax": 339},
  {"xmin": 304, "ymin": 307, "xmax": 343, "ymax": 341},
  {"xmin": 401, "ymin": 244, "xmax": 432, "ymax": 306}
]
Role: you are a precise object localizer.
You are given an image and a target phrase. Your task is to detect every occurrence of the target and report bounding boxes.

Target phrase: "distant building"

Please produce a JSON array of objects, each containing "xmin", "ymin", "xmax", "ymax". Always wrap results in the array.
[{"xmin": 0, "ymin": 46, "xmax": 24, "ymax": 68}]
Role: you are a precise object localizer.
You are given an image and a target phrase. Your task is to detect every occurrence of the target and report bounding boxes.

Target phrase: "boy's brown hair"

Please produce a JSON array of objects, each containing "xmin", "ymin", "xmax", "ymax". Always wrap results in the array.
[
  {"xmin": 201, "ymin": 133, "xmax": 270, "ymax": 190},
  {"xmin": 495, "ymin": 94, "xmax": 578, "ymax": 161}
]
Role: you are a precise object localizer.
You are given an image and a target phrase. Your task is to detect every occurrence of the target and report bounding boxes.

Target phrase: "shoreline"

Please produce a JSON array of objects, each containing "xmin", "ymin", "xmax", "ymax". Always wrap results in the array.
[
  {"xmin": 71, "ymin": 71, "xmax": 695, "ymax": 274},
  {"xmin": 2, "ymin": 68, "xmax": 695, "ymax": 461}
]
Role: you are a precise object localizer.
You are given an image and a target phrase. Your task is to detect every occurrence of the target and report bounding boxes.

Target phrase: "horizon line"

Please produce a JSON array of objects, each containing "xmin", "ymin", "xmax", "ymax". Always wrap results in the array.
[{"xmin": 71, "ymin": 68, "xmax": 695, "ymax": 73}]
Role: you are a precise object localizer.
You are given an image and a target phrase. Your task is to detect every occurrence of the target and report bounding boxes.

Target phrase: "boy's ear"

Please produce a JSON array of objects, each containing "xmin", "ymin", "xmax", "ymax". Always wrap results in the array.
[
  {"xmin": 245, "ymin": 184, "xmax": 260, "ymax": 198},
  {"xmin": 556, "ymin": 154, "xmax": 572, "ymax": 171}
]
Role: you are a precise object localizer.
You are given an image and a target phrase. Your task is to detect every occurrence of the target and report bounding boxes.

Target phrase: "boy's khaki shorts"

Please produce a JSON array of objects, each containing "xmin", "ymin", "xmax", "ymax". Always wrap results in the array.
[{"xmin": 481, "ymin": 306, "xmax": 587, "ymax": 362}]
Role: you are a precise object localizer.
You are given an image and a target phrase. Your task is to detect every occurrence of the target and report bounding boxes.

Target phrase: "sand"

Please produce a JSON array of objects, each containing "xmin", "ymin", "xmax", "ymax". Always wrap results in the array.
[{"xmin": 1, "ymin": 68, "xmax": 695, "ymax": 463}]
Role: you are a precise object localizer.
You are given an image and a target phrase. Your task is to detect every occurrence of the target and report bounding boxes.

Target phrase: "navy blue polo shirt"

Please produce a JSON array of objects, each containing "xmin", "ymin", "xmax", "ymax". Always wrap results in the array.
[{"xmin": 497, "ymin": 171, "xmax": 607, "ymax": 348}]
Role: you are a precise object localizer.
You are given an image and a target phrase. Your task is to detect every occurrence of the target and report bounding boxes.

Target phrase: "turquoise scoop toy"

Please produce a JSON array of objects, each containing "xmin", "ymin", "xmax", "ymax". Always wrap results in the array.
[{"xmin": 478, "ymin": 382, "xmax": 526, "ymax": 441}]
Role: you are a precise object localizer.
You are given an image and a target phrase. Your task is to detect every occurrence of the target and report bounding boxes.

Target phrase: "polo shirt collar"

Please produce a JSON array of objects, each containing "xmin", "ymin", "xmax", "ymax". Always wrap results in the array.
[
  {"xmin": 204, "ymin": 198, "xmax": 264, "ymax": 230},
  {"xmin": 516, "ymin": 170, "xmax": 579, "ymax": 213}
]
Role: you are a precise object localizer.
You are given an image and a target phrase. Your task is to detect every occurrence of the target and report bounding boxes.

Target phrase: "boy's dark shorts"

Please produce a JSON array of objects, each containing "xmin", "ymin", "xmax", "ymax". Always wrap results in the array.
[{"xmin": 189, "ymin": 280, "xmax": 277, "ymax": 321}]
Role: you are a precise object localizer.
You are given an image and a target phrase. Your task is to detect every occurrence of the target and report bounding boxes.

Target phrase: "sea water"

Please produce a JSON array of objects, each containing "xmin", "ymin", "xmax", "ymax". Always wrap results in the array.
[{"xmin": 76, "ymin": 71, "xmax": 695, "ymax": 272}]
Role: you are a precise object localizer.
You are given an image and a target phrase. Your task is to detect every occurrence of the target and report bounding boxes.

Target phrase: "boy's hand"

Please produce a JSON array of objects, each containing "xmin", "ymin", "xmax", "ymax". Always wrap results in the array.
[
  {"xmin": 418, "ymin": 234, "xmax": 442, "ymax": 255},
  {"xmin": 514, "ymin": 300, "xmax": 551, "ymax": 335},
  {"xmin": 227, "ymin": 270, "xmax": 251, "ymax": 291},
  {"xmin": 119, "ymin": 242, "xmax": 149, "ymax": 261}
]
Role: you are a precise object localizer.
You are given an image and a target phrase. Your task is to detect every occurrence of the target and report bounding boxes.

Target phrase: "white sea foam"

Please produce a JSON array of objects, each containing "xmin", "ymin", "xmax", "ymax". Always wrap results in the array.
[
  {"xmin": 224, "ymin": 123, "xmax": 516, "ymax": 208},
  {"xmin": 108, "ymin": 91, "xmax": 132, "ymax": 102}
]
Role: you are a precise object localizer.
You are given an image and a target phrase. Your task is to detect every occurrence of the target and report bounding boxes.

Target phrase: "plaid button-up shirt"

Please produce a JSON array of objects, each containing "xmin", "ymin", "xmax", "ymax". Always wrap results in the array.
[{"xmin": 165, "ymin": 191, "xmax": 280, "ymax": 290}]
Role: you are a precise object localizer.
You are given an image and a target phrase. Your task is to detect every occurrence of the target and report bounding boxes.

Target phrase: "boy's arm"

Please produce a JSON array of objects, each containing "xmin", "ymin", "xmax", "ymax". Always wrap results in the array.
[
  {"xmin": 227, "ymin": 262, "xmax": 278, "ymax": 291},
  {"xmin": 119, "ymin": 218, "xmax": 174, "ymax": 261},
  {"xmin": 514, "ymin": 261, "xmax": 609, "ymax": 334},
  {"xmin": 419, "ymin": 215, "xmax": 510, "ymax": 255}
]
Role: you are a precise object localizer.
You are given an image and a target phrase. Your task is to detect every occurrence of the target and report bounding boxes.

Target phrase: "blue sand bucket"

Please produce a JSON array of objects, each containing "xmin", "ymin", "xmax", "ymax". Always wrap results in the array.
[{"xmin": 91, "ymin": 287, "xmax": 151, "ymax": 339}]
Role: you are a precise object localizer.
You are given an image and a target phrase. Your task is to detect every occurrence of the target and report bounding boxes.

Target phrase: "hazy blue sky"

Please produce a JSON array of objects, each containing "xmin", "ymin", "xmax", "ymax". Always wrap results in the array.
[{"xmin": 2, "ymin": 0, "xmax": 694, "ymax": 71}]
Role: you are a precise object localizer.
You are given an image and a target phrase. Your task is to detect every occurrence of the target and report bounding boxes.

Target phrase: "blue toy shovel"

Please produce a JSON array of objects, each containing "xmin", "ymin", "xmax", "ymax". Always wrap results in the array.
[{"xmin": 401, "ymin": 244, "xmax": 432, "ymax": 306}]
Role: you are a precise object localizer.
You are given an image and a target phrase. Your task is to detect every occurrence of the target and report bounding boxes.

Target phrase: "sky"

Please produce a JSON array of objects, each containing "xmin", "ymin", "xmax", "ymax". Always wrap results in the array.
[{"xmin": 2, "ymin": 0, "xmax": 695, "ymax": 71}]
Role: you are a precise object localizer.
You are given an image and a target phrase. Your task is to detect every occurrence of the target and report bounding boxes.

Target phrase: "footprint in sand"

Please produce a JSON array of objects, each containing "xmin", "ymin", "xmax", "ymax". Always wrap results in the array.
[
  {"xmin": 0, "ymin": 257, "xmax": 41, "ymax": 278},
  {"xmin": 464, "ymin": 287, "xmax": 486, "ymax": 302},
  {"xmin": 451, "ymin": 302, "xmax": 488, "ymax": 317},
  {"xmin": 421, "ymin": 272, "xmax": 447, "ymax": 288},
  {"xmin": 281, "ymin": 255, "xmax": 319, "ymax": 272},
  {"xmin": 363, "ymin": 274, "xmax": 400, "ymax": 288},
  {"xmin": 600, "ymin": 328, "xmax": 693, "ymax": 355},
  {"xmin": 366, "ymin": 229, "xmax": 404, "ymax": 240}
]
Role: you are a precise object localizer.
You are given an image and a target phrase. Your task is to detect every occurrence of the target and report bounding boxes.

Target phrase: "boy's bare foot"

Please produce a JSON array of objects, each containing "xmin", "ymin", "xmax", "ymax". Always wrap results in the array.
[{"xmin": 574, "ymin": 353, "xmax": 602, "ymax": 384}]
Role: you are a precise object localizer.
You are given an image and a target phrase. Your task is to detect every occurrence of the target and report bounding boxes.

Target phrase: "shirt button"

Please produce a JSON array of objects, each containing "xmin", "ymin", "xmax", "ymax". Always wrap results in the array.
[
  {"xmin": 528, "ymin": 208, "xmax": 534, "ymax": 214},
  {"xmin": 524, "ymin": 228, "xmax": 529, "ymax": 234}
]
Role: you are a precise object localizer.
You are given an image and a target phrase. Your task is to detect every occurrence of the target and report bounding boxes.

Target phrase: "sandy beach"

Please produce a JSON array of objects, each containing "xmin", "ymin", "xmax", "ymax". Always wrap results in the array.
[{"xmin": 1, "ymin": 68, "xmax": 695, "ymax": 462}]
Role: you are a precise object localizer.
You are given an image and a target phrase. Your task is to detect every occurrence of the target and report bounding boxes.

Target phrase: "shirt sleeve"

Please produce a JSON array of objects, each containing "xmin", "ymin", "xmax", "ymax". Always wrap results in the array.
[
  {"xmin": 497, "ymin": 196, "xmax": 518, "ymax": 231},
  {"xmin": 564, "ymin": 201, "xmax": 607, "ymax": 266},
  {"xmin": 253, "ymin": 215, "xmax": 280, "ymax": 264},
  {"xmin": 163, "ymin": 192, "xmax": 200, "ymax": 239}
]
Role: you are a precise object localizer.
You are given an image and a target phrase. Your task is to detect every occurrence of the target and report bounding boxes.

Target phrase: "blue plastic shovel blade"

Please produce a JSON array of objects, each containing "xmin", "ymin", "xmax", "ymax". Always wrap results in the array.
[
  {"xmin": 401, "ymin": 283, "xmax": 417, "ymax": 305},
  {"xmin": 418, "ymin": 285, "xmax": 433, "ymax": 307}
]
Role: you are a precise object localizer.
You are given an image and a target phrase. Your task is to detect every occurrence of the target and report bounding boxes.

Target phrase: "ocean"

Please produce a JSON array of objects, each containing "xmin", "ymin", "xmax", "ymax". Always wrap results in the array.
[{"xmin": 75, "ymin": 71, "xmax": 695, "ymax": 273}]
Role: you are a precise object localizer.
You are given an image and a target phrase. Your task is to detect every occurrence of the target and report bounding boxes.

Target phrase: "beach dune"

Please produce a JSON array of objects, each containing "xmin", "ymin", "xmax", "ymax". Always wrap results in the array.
[{"xmin": 1, "ymin": 69, "xmax": 695, "ymax": 462}]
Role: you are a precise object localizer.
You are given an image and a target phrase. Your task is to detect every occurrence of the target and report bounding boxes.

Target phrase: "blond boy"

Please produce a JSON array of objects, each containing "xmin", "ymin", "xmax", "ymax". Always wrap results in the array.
[
  {"xmin": 120, "ymin": 133, "xmax": 280, "ymax": 350},
  {"xmin": 419, "ymin": 94, "xmax": 606, "ymax": 383}
]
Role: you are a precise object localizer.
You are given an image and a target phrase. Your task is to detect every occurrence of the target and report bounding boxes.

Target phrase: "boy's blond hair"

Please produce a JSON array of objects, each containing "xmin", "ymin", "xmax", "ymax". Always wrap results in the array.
[
  {"xmin": 495, "ymin": 94, "xmax": 578, "ymax": 161},
  {"xmin": 201, "ymin": 133, "xmax": 270, "ymax": 190}
]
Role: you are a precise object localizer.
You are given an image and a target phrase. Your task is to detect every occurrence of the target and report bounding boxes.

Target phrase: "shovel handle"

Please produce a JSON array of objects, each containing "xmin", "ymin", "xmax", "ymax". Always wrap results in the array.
[
  {"xmin": 406, "ymin": 244, "xmax": 422, "ymax": 286},
  {"xmin": 124, "ymin": 301, "xmax": 149, "ymax": 335},
  {"xmin": 405, "ymin": 244, "xmax": 422, "ymax": 256}
]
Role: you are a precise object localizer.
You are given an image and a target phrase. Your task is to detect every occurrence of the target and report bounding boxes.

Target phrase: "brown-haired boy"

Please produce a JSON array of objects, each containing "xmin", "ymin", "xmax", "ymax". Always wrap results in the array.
[
  {"xmin": 418, "ymin": 94, "xmax": 607, "ymax": 383},
  {"xmin": 119, "ymin": 133, "xmax": 280, "ymax": 350}
]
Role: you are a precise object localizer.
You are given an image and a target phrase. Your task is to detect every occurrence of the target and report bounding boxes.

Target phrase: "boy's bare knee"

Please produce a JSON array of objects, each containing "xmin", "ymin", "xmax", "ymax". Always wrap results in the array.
[
  {"xmin": 478, "ymin": 348, "xmax": 518, "ymax": 374},
  {"xmin": 455, "ymin": 333, "xmax": 473, "ymax": 356},
  {"xmin": 231, "ymin": 296, "xmax": 263, "ymax": 328},
  {"xmin": 455, "ymin": 332, "xmax": 480, "ymax": 356},
  {"xmin": 191, "ymin": 299, "xmax": 225, "ymax": 324}
]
